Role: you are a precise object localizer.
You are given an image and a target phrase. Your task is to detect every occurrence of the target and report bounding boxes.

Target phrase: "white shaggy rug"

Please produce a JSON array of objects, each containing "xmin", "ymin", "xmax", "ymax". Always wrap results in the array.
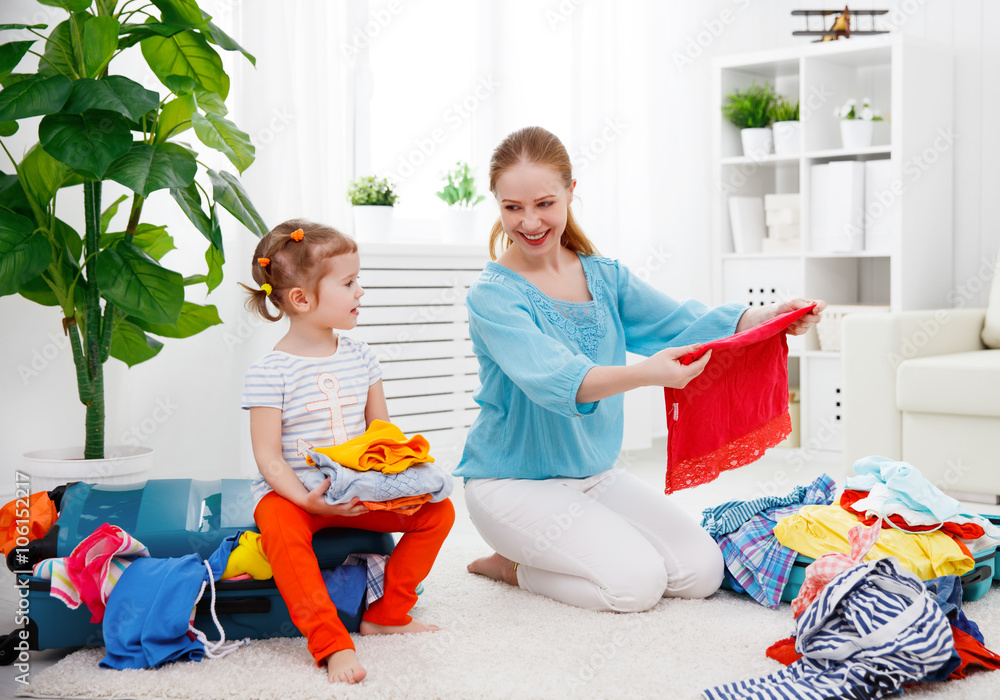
[{"xmin": 16, "ymin": 478, "xmax": 1000, "ymax": 700}]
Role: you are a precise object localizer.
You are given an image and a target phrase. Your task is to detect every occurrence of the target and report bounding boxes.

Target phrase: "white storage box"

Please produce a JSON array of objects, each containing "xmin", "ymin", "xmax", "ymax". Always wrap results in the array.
[{"xmin": 816, "ymin": 304, "xmax": 891, "ymax": 352}]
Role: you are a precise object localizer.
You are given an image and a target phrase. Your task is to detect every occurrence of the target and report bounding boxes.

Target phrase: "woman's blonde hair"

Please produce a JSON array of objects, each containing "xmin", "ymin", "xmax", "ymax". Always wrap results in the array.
[
  {"xmin": 487, "ymin": 126, "xmax": 598, "ymax": 261},
  {"xmin": 240, "ymin": 218, "xmax": 357, "ymax": 322}
]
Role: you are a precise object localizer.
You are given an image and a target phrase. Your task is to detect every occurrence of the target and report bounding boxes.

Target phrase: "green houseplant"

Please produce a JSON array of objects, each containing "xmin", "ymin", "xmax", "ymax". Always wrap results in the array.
[
  {"xmin": 770, "ymin": 97, "xmax": 801, "ymax": 156},
  {"xmin": 722, "ymin": 81, "xmax": 777, "ymax": 157},
  {"xmin": 347, "ymin": 174, "xmax": 396, "ymax": 242},
  {"xmin": 436, "ymin": 161, "xmax": 484, "ymax": 244},
  {"xmin": 835, "ymin": 97, "xmax": 885, "ymax": 150},
  {"xmin": 0, "ymin": 0, "xmax": 266, "ymax": 465}
]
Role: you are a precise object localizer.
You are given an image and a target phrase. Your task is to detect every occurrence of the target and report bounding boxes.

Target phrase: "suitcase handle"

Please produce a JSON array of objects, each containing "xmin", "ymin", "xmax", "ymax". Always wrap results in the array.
[
  {"xmin": 196, "ymin": 597, "xmax": 271, "ymax": 615},
  {"xmin": 960, "ymin": 565, "xmax": 992, "ymax": 587}
]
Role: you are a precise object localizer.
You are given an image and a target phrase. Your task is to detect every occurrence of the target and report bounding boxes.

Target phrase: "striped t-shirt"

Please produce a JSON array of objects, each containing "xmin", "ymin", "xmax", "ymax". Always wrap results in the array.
[{"xmin": 241, "ymin": 336, "xmax": 383, "ymax": 509}]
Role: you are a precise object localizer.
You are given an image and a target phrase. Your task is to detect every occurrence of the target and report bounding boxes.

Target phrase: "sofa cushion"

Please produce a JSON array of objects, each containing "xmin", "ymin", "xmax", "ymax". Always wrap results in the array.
[
  {"xmin": 896, "ymin": 350, "xmax": 1000, "ymax": 416},
  {"xmin": 983, "ymin": 253, "xmax": 1000, "ymax": 348}
]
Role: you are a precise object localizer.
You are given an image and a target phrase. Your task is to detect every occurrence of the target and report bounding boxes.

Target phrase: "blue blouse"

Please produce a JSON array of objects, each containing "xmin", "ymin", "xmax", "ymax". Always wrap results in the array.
[{"xmin": 453, "ymin": 253, "xmax": 747, "ymax": 481}]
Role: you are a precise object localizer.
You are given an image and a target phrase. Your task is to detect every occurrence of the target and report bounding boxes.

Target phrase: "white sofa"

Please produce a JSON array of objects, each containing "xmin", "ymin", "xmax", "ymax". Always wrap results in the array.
[{"xmin": 841, "ymin": 305, "xmax": 1000, "ymax": 499}]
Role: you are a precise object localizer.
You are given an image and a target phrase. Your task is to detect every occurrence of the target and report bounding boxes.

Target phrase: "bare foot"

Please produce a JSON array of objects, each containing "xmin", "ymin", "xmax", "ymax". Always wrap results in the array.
[
  {"xmin": 467, "ymin": 552, "xmax": 518, "ymax": 586},
  {"xmin": 360, "ymin": 619, "xmax": 440, "ymax": 636},
  {"xmin": 325, "ymin": 648, "xmax": 366, "ymax": 684}
]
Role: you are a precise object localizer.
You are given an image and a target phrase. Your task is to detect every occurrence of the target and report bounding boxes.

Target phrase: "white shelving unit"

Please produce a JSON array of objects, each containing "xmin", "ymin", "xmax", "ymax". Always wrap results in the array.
[{"xmin": 711, "ymin": 35, "xmax": 954, "ymax": 454}]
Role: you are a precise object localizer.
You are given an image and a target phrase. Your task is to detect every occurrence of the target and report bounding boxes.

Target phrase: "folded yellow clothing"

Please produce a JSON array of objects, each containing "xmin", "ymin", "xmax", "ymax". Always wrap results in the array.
[
  {"xmin": 308, "ymin": 419, "xmax": 434, "ymax": 474},
  {"xmin": 222, "ymin": 531, "xmax": 273, "ymax": 581},
  {"xmin": 773, "ymin": 504, "xmax": 974, "ymax": 580}
]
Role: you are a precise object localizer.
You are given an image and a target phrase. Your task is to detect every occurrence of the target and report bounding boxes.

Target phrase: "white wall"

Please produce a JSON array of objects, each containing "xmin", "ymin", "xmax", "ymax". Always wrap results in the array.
[{"xmin": 1, "ymin": 0, "xmax": 995, "ymax": 501}]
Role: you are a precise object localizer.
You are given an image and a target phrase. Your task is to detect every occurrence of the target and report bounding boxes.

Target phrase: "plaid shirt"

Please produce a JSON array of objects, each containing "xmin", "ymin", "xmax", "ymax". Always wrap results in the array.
[
  {"xmin": 713, "ymin": 474, "xmax": 837, "ymax": 609},
  {"xmin": 343, "ymin": 553, "xmax": 388, "ymax": 607}
]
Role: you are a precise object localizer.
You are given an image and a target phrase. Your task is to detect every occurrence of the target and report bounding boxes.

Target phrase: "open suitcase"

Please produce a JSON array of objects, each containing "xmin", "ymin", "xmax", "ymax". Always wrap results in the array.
[{"xmin": 2, "ymin": 478, "xmax": 394, "ymax": 662}]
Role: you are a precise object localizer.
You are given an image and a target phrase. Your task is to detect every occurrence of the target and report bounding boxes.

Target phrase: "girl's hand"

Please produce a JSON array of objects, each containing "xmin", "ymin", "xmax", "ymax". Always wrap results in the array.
[
  {"xmin": 775, "ymin": 298, "xmax": 827, "ymax": 336},
  {"xmin": 639, "ymin": 344, "xmax": 713, "ymax": 389},
  {"xmin": 301, "ymin": 479, "xmax": 369, "ymax": 517}
]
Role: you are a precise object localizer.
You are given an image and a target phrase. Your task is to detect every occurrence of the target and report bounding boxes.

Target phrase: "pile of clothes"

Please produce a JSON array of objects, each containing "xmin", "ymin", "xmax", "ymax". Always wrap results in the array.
[{"xmin": 702, "ymin": 456, "xmax": 1000, "ymax": 698}]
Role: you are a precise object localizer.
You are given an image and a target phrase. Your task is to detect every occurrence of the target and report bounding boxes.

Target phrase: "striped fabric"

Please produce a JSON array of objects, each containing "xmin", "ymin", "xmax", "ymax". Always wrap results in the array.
[
  {"xmin": 241, "ymin": 338, "xmax": 382, "ymax": 509},
  {"xmin": 704, "ymin": 558, "xmax": 955, "ymax": 699},
  {"xmin": 342, "ymin": 553, "xmax": 388, "ymax": 607},
  {"xmin": 701, "ymin": 473, "xmax": 835, "ymax": 539}
]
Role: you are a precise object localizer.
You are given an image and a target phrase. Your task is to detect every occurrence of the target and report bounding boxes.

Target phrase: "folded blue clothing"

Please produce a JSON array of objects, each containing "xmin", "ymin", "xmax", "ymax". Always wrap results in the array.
[
  {"xmin": 322, "ymin": 563, "xmax": 367, "ymax": 617},
  {"xmin": 701, "ymin": 473, "xmax": 836, "ymax": 539},
  {"xmin": 302, "ymin": 451, "xmax": 454, "ymax": 505}
]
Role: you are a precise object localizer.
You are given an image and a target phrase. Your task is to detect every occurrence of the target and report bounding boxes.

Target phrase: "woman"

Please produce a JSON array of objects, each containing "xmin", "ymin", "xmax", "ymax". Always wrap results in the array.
[{"xmin": 453, "ymin": 126, "xmax": 824, "ymax": 612}]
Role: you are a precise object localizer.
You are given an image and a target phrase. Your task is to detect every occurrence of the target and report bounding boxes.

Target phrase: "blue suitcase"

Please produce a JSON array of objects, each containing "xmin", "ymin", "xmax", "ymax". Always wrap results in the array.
[{"xmin": 2, "ymin": 478, "xmax": 394, "ymax": 661}]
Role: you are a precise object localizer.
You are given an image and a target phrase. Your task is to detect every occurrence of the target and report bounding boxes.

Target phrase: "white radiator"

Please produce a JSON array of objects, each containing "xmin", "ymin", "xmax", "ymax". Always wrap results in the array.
[{"xmin": 352, "ymin": 243, "xmax": 488, "ymax": 466}]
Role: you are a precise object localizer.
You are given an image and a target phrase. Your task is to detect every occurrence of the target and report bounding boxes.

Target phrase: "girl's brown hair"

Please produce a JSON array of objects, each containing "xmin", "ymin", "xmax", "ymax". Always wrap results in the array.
[
  {"xmin": 487, "ymin": 126, "xmax": 599, "ymax": 261},
  {"xmin": 240, "ymin": 219, "xmax": 357, "ymax": 322}
]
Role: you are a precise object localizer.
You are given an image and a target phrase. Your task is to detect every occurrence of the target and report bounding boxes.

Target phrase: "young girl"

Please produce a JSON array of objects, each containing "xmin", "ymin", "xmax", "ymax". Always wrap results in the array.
[{"xmin": 240, "ymin": 219, "xmax": 454, "ymax": 684}]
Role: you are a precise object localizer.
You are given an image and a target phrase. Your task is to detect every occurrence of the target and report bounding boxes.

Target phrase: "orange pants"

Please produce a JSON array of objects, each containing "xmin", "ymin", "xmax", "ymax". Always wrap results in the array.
[{"xmin": 254, "ymin": 492, "xmax": 455, "ymax": 665}]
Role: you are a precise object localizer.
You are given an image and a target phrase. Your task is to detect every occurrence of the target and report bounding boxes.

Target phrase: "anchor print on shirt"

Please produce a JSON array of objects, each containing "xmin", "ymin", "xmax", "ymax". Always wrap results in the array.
[{"xmin": 305, "ymin": 372, "xmax": 359, "ymax": 443}]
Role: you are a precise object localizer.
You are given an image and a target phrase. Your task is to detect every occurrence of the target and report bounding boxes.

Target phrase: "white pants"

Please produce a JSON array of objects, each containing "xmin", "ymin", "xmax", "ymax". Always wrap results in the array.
[{"xmin": 464, "ymin": 468, "xmax": 724, "ymax": 612}]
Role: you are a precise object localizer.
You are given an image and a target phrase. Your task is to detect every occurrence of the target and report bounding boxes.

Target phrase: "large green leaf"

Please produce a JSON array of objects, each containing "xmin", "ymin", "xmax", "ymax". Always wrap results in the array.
[
  {"xmin": 110, "ymin": 317, "xmax": 164, "ymax": 366},
  {"xmin": 191, "ymin": 112, "xmax": 253, "ymax": 173},
  {"xmin": 38, "ymin": 0, "xmax": 94, "ymax": 11},
  {"xmin": 0, "ymin": 208, "xmax": 51, "ymax": 297},
  {"xmin": 117, "ymin": 22, "xmax": 187, "ymax": 50},
  {"xmin": 39, "ymin": 17, "xmax": 79, "ymax": 79},
  {"xmin": 151, "ymin": 0, "xmax": 210, "ymax": 29},
  {"xmin": 38, "ymin": 110, "xmax": 133, "ymax": 179},
  {"xmin": 102, "ymin": 222, "xmax": 175, "ymax": 260},
  {"xmin": 209, "ymin": 168, "xmax": 266, "ymax": 237},
  {"xmin": 0, "ymin": 121, "xmax": 17, "ymax": 136},
  {"xmin": 82, "ymin": 16, "xmax": 119, "ymax": 78},
  {"xmin": 140, "ymin": 30, "xmax": 228, "ymax": 98},
  {"xmin": 0, "ymin": 74, "xmax": 72, "ymax": 121},
  {"xmin": 0, "ymin": 24, "xmax": 48, "ymax": 32},
  {"xmin": 95, "ymin": 0, "xmax": 118, "ymax": 16},
  {"xmin": 62, "ymin": 76, "xmax": 159, "ymax": 121},
  {"xmin": 204, "ymin": 236, "xmax": 223, "ymax": 292},
  {"xmin": 156, "ymin": 92, "xmax": 195, "ymax": 142},
  {"xmin": 169, "ymin": 181, "xmax": 221, "ymax": 249},
  {"xmin": 100, "ymin": 193, "xmax": 128, "ymax": 233},
  {"xmin": 96, "ymin": 240, "xmax": 184, "ymax": 324},
  {"xmin": 0, "ymin": 172, "xmax": 33, "ymax": 217},
  {"xmin": 0, "ymin": 40, "xmax": 35, "ymax": 78},
  {"xmin": 204, "ymin": 20, "xmax": 255, "ymax": 66},
  {"xmin": 193, "ymin": 87, "xmax": 225, "ymax": 115},
  {"xmin": 50, "ymin": 216, "xmax": 82, "ymax": 264},
  {"xmin": 132, "ymin": 300, "xmax": 220, "ymax": 338},
  {"xmin": 105, "ymin": 141, "xmax": 197, "ymax": 197},
  {"xmin": 18, "ymin": 273, "xmax": 60, "ymax": 306},
  {"xmin": 163, "ymin": 74, "xmax": 196, "ymax": 93},
  {"xmin": 19, "ymin": 143, "xmax": 85, "ymax": 211}
]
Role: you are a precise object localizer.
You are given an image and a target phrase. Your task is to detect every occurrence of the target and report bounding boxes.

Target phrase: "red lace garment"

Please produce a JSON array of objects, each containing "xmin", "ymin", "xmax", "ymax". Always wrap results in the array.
[{"xmin": 663, "ymin": 304, "xmax": 816, "ymax": 494}]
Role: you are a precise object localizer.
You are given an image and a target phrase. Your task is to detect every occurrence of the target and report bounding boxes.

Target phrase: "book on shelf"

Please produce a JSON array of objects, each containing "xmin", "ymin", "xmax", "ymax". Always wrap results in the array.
[
  {"xmin": 810, "ymin": 162, "xmax": 865, "ymax": 253},
  {"xmin": 727, "ymin": 196, "xmax": 765, "ymax": 254}
]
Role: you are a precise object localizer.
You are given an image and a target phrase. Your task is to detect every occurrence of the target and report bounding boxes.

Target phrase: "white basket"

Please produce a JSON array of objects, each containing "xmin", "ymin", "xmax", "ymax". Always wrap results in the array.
[{"xmin": 816, "ymin": 304, "xmax": 891, "ymax": 352}]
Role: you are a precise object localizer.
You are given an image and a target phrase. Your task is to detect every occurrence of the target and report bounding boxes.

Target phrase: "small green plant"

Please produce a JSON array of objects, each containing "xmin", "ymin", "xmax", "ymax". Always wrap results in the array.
[
  {"xmin": 722, "ymin": 82, "xmax": 777, "ymax": 129},
  {"xmin": 435, "ymin": 161, "xmax": 484, "ymax": 209},
  {"xmin": 771, "ymin": 98, "xmax": 800, "ymax": 123},
  {"xmin": 346, "ymin": 175, "xmax": 397, "ymax": 206}
]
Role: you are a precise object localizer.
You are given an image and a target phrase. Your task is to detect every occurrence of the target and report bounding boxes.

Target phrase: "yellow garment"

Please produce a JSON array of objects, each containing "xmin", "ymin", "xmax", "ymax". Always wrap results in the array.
[
  {"xmin": 773, "ymin": 504, "xmax": 973, "ymax": 580},
  {"xmin": 222, "ymin": 531, "xmax": 273, "ymax": 580},
  {"xmin": 308, "ymin": 419, "xmax": 434, "ymax": 474}
]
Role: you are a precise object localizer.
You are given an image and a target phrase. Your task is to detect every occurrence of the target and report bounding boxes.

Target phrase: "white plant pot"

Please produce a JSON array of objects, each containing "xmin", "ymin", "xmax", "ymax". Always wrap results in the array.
[
  {"xmin": 772, "ymin": 121, "xmax": 802, "ymax": 156},
  {"xmin": 442, "ymin": 207, "xmax": 478, "ymax": 244},
  {"xmin": 352, "ymin": 205, "xmax": 394, "ymax": 243},
  {"xmin": 840, "ymin": 120, "xmax": 874, "ymax": 150},
  {"xmin": 22, "ymin": 445, "xmax": 154, "ymax": 492},
  {"xmin": 740, "ymin": 127, "xmax": 773, "ymax": 158}
]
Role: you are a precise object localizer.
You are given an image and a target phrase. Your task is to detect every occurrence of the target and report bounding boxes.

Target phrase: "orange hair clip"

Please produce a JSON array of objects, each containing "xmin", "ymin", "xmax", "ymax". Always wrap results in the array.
[
  {"xmin": 258, "ymin": 257, "xmax": 270, "ymax": 267},
  {"xmin": 290, "ymin": 229, "xmax": 304, "ymax": 242}
]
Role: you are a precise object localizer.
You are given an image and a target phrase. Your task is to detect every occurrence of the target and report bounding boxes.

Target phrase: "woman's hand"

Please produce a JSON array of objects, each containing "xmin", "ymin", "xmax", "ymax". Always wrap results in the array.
[
  {"xmin": 300, "ymin": 479, "xmax": 369, "ymax": 517},
  {"xmin": 637, "ymin": 344, "xmax": 713, "ymax": 389},
  {"xmin": 736, "ymin": 298, "xmax": 827, "ymax": 335}
]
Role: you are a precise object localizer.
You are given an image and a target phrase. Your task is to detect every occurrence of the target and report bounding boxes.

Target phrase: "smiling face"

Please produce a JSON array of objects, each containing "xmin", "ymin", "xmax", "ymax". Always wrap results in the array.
[
  {"xmin": 493, "ymin": 160, "xmax": 575, "ymax": 259},
  {"xmin": 310, "ymin": 252, "xmax": 364, "ymax": 330}
]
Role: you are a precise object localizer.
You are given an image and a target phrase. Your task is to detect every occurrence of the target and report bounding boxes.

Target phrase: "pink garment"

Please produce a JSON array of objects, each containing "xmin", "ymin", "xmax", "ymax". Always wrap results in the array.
[
  {"xmin": 790, "ymin": 518, "xmax": 882, "ymax": 619},
  {"xmin": 64, "ymin": 523, "xmax": 150, "ymax": 623}
]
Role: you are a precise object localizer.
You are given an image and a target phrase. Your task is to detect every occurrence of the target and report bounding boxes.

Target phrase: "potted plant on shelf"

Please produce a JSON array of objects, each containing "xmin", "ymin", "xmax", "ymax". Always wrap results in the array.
[
  {"xmin": 835, "ymin": 97, "xmax": 884, "ymax": 150},
  {"xmin": 347, "ymin": 175, "xmax": 397, "ymax": 242},
  {"xmin": 722, "ymin": 81, "xmax": 777, "ymax": 158},
  {"xmin": 0, "ymin": 0, "xmax": 265, "ymax": 488},
  {"xmin": 436, "ymin": 161, "xmax": 484, "ymax": 244},
  {"xmin": 771, "ymin": 97, "xmax": 801, "ymax": 156}
]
